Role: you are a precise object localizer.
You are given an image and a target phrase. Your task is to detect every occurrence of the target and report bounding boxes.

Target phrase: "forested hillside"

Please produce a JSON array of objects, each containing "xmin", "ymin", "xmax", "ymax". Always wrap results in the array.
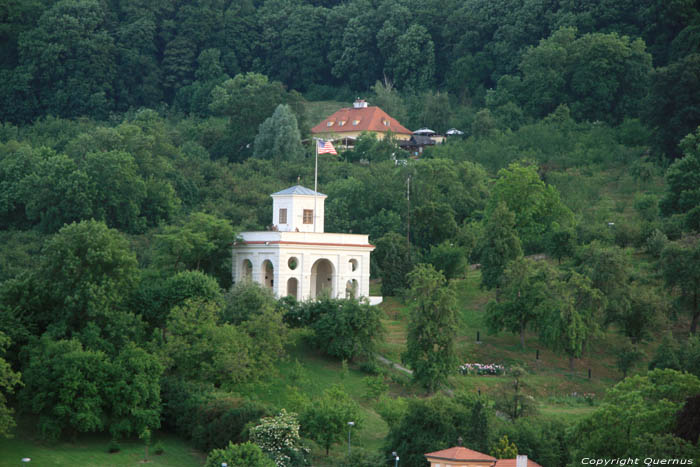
[{"xmin": 1, "ymin": 1, "xmax": 700, "ymax": 466}]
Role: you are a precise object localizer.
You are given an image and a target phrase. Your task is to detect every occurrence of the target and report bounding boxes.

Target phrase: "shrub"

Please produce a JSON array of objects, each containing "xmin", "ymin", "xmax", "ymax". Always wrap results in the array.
[
  {"xmin": 153, "ymin": 441, "xmax": 165, "ymax": 455},
  {"xmin": 108, "ymin": 439, "xmax": 121, "ymax": 453}
]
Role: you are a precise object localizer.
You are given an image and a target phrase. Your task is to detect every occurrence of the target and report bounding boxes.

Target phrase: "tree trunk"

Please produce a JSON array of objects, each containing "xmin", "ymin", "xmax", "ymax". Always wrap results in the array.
[
  {"xmin": 519, "ymin": 319, "xmax": 525, "ymax": 349},
  {"xmin": 569, "ymin": 355, "xmax": 575, "ymax": 371},
  {"xmin": 691, "ymin": 310, "xmax": 699, "ymax": 335}
]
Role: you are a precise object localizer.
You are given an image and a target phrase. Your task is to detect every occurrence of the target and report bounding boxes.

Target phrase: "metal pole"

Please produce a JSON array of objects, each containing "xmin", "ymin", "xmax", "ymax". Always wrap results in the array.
[
  {"xmin": 406, "ymin": 175, "xmax": 410, "ymax": 260},
  {"xmin": 347, "ymin": 421, "xmax": 354, "ymax": 455},
  {"xmin": 314, "ymin": 139, "xmax": 318, "ymax": 233}
]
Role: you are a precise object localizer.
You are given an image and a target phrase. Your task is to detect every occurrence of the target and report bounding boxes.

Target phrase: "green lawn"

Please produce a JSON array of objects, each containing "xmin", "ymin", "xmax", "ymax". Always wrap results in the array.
[{"xmin": 0, "ymin": 429, "xmax": 204, "ymax": 467}]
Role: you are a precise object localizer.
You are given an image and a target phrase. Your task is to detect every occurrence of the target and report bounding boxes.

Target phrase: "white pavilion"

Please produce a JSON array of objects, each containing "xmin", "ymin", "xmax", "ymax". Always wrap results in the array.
[{"xmin": 232, "ymin": 185, "xmax": 381, "ymax": 304}]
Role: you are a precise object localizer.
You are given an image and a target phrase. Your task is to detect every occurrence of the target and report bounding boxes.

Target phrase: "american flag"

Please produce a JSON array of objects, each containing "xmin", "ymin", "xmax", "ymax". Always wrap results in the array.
[{"xmin": 317, "ymin": 139, "xmax": 337, "ymax": 155}]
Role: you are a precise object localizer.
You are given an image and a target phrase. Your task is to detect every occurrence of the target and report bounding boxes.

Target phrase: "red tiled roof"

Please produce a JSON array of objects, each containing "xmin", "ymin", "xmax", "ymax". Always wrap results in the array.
[
  {"xmin": 424, "ymin": 447, "xmax": 497, "ymax": 461},
  {"xmin": 311, "ymin": 106, "xmax": 412, "ymax": 135},
  {"xmin": 495, "ymin": 459, "xmax": 543, "ymax": 467}
]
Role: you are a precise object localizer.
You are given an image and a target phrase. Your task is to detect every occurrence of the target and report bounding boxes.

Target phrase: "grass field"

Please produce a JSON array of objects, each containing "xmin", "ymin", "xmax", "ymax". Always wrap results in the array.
[{"xmin": 0, "ymin": 428, "xmax": 204, "ymax": 467}]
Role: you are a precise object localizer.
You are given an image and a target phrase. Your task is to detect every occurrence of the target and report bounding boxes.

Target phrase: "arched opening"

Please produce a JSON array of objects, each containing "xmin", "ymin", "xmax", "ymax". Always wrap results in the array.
[
  {"xmin": 310, "ymin": 258, "xmax": 334, "ymax": 299},
  {"xmin": 345, "ymin": 279, "xmax": 358, "ymax": 299},
  {"xmin": 349, "ymin": 258, "xmax": 358, "ymax": 272},
  {"xmin": 261, "ymin": 260, "xmax": 274, "ymax": 289},
  {"xmin": 287, "ymin": 277, "xmax": 298, "ymax": 299},
  {"xmin": 241, "ymin": 259, "xmax": 253, "ymax": 281}
]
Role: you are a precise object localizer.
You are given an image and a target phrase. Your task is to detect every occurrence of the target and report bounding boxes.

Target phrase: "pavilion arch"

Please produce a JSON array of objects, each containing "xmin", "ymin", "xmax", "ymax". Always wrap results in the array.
[
  {"xmin": 310, "ymin": 258, "xmax": 335, "ymax": 299},
  {"xmin": 241, "ymin": 259, "xmax": 253, "ymax": 281},
  {"xmin": 261, "ymin": 259, "xmax": 274, "ymax": 289},
  {"xmin": 287, "ymin": 277, "xmax": 298, "ymax": 299}
]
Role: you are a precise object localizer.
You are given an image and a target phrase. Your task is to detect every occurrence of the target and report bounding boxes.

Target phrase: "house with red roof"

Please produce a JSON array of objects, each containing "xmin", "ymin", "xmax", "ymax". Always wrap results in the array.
[
  {"xmin": 311, "ymin": 99, "xmax": 412, "ymax": 149},
  {"xmin": 424, "ymin": 445, "xmax": 542, "ymax": 467}
]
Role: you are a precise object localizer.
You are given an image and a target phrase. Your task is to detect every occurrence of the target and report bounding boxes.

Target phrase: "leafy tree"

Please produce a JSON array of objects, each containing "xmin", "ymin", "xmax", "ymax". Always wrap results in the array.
[
  {"xmin": 205, "ymin": 441, "xmax": 275, "ymax": 467},
  {"xmin": 210, "ymin": 73, "xmax": 296, "ymax": 161},
  {"xmin": 645, "ymin": 54, "xmax": 700, "ymax": 158},
  {"xmin": 373, "ymin": 232, "xmax": 413, "ymax": 296},
  {"xmin": 615, "ymin": 340, "xmax": 645, "ymax": 378},
  {"xmin": 388, "ymin": 24, "xmax": 435, "ymax": 90},
  {"xmin": 425, "ymin": 241, "xmax": 468, "ymax": 280},
  {"xmin": 494, "ymin": 366, "xmax": 538, "ymax": 420},
  {"xmin": 486, "ymin": 161, "xmax": 573, "ymax": 253},
  {"xmin": 249, "ymin": 409, "xmax": 307, "ymax": 467},
  {"xmin": 518, "ymin": 27, "xmax": 652, "ymax": 124},
  {"xmin": 155, "ymin": 212, "xmax": 235, "ymax": 286},
  {"xmin": 20, "ymin": 337, "xmax": 109, "ymax": 440},
  {"xmin": 486, "ymin": 258, "xmax": 556, "ymax": 348},
  {"xmin": 576, "ymin": 241, "xmax": 632, "ymax": 326},
  {"xmin": 538, "ymin": 271, "xmax": 604, "ymax": 369},
  {"xmin": 300, "ymin": 385, "xmax": 362, "ymax": 456},
  {"xmin": 105, "ymin": 343, "xmax": 163, "ymax": 440},
  {"xmin": 20, "ymin": 336, "xmax": 162, "ymax": 441},
  {"xmin": 660, "ymin": 127, "xmax": 700, "ymax": 229},
  {"xmin": 490, "ymin": 435, "xmax": 518, "ymax": 459},
  {"xmin": 572, "ymin": 369, "xmax": 700, "ymax": 459},
  {"xmin": 480, "ymin": 202, "xmax": 523, "ymax": 290},
  {"xmin": 4, "ymin": 220, "xmax": 141, "ymax": 347},
  {"xmin": 163, "ymin": 299, "xmax": 253, "ymax": 387},
  {"xmin": 649, "ymin": 334, "xmax": 682, "ymax": 371},
  {"xmin": 254, "ymin": 104, "xmax": 304, "ymax": 162},
  {"xmin": 0, "ymin": 332, "xmax": 21, "ymax": 438},
  {"xmin": 282, "ymin": 297, "xmax": 381, "ymax": 361},
  {"xmin": 660, "ymin": 238, "xmax": 700, "ymax": 333},
  {"xmin": 402, "ymin": 264, "xmax": 457, "ymax": 392}
]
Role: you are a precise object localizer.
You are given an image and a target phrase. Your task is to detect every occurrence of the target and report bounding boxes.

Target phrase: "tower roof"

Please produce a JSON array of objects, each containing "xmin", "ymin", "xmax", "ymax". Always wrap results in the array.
[{"xmin": 271, "ymin": 185, "xmax": 326, "ymax": 197}]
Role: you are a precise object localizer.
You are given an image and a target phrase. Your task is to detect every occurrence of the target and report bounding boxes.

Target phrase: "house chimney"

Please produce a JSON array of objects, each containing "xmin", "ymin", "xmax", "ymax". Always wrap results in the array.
[
  {"xmin": 517, "ymin": 455, "xmax": 528, "ymax": 467},
  {"xmin": 353, "ymin": 98, "xmax": 368, "ymax": 108}
]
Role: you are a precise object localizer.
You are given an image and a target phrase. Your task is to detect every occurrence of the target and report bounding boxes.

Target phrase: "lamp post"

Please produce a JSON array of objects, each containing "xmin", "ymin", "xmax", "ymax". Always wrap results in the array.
[
  {"xmin": 392, "ymin": 451, "xmax": 400, "ymax": 467},
  {"xmin": 347, "ymin": 421, "xmax": 355, "ymax": 455}
]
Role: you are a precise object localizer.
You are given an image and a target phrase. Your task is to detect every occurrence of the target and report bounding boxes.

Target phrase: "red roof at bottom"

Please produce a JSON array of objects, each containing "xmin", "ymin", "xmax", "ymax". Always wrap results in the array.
[{"xmin": 424, "ymin": 447, "xmax": 497, "ymax": 461}]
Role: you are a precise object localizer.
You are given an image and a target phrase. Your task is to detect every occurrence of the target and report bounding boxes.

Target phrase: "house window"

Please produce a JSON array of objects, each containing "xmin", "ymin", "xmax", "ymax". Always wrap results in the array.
[
  {"xmin": 327, "ymin": 121, "xmax": 334, "ymax": 126},
  {"xmin": 338, "ymin": 121, "xmax": 346, "ymax": 126},
  {"xmin": 303, "ymin": 209, "xmax": 313, "ymax": 224},
  {"xmin": 279, "ymin": 208, "xmax": 287, "ymax": 224},
  {"xmin": 383, "ymin": 119, "xmax": 390, "ymax": 126},
  {"xmin": 353, "ymin": 120, "xmax": 360, "ymax": 125}
]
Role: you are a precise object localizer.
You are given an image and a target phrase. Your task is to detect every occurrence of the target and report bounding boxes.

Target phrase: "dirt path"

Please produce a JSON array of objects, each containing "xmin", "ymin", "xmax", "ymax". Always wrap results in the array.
[{"xmin": 376, "ymin": 354, "xmax": 413, "ymax": 375}]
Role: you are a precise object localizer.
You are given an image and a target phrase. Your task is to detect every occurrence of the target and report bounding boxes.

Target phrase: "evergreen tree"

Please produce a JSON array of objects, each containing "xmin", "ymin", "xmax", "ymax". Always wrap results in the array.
[{"xmin": 253, "ymin": 104, "xmax": 304, "ymax": 161}]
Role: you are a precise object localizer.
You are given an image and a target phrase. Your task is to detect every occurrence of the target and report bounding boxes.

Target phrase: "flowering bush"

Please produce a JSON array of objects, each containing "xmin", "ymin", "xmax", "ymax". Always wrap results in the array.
[
  {"xmin": 459, "ymin": 363, "xmax": 505, "ymax": 375},
  {"xmin": 249, "ymin": 410, "xmax": 309, "ymax": 467}
]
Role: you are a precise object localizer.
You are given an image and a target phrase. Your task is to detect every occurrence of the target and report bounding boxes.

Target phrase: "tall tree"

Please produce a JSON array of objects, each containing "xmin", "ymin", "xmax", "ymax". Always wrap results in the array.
[
  {"xmin": 486, "ymin": 258, "xmax": 555, "ymax": 348},
  {"xmin": 0, "ymin": 332, "xmax": 21, "ymax": 438},
  {"xmin": 480, "ymin": 202, "xmax": 523, "ymax": 290},
  {"xmin": 660, "ymin": 238, "xmax": 700, "ymax": 334},
  {"xmin": 402, "ymin": 264, "xmax": 457, "ymax": 392},
  {"xmin": 300, "ymin": 385, "xmax": 362, "ymax": 456},
  {"xmin": 253, "ymin": 104, "xmax": 304, "ymax": 161},
  {"xmin": 660, "ymin": 126, "xmax": 700, "ymax": 230}
]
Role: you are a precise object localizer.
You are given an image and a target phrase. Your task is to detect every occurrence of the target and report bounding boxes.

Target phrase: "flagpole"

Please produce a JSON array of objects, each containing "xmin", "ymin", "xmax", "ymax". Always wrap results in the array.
[{"xmin": 314, "ymin": 139, "xmax": 318, "ymax": 233}]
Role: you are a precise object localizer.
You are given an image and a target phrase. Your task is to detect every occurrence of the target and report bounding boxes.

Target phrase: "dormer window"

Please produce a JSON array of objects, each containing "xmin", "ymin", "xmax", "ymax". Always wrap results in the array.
[
  {"xmin": 353, "ymin": 120, "xmax": 360, "ymax": 125},
  {"xmin": 338, "ymin": 121, "xmax": 346, "ymax": 126},
  {"xmin": 327, "ymin": 121, "xmax": 334, "ymax": 127},
  {"xmin": 383, "ymin": 120, "xmax": 390, "ymax": 127}
]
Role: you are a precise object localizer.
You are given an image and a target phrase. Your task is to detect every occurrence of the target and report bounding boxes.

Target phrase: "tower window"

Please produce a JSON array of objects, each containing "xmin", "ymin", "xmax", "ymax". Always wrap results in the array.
[
  {"xmin": 303, "ymin": 209, "xmax": 313, "ymax": 224},
  {"xmin": 279, "ymin": 208, "xmax": 287, "ymax": 224}
]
